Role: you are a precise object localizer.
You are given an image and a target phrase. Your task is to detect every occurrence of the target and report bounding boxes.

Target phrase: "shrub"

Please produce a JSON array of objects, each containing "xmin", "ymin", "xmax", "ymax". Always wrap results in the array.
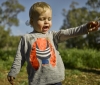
[
  {"xmin": 0, "ymin": 49, "xmax": 16, "ymax": 60},
  {"xmin": 59, "ymin": 48, "xmax": 100, "ymax": 69}
]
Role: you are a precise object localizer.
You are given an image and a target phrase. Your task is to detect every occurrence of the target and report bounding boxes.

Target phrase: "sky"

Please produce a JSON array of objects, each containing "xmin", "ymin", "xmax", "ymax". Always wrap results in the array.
[{"xmin": 0, "ymin": 0, "xmax": 87, "ymax": 35}]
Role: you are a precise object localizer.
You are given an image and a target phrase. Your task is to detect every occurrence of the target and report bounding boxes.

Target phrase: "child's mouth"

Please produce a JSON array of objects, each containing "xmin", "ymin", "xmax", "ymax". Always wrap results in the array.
[{"xmin": 42, "ymin": 26, "xmax": 49, "ymax": 31}]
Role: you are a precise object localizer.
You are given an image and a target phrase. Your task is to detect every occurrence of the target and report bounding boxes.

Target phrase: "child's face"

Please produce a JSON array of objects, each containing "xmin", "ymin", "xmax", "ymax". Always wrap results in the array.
[{"xmin": 33, "ymin": 8, "xmax": 52, "ymax": 33}]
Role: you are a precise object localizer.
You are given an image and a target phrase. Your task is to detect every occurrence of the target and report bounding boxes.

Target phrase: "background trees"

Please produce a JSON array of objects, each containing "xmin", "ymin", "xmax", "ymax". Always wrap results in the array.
[
  {"xmin": 0, "ymin": 0, "xmax": 25, "ymax": 49},
  {"xmin": 0, "ymin": 0, "xmax": 100, "ymax": 50},
  {"xmin": 60, "ymin": 0, "xmax": 100, "ymax": 50}
]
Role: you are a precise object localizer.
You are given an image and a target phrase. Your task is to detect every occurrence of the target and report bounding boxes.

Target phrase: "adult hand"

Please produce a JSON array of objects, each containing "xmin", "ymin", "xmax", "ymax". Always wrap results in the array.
[{"xmin": 7, "ymin": 76, "xmax": 15, "ymax": 85}]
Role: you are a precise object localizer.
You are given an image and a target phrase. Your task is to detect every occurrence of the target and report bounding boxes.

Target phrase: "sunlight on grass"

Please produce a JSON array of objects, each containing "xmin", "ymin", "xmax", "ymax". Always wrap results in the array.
[{"xmin": 0, "ymin": 49, "xmax": 100, "ymax": 85}]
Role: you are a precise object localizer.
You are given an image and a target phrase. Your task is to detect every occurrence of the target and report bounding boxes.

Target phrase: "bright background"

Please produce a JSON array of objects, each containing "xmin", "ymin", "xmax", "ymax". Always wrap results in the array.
[{"xmin": 0, "ymin": 0, "xmax": 87, "ymax": 35}]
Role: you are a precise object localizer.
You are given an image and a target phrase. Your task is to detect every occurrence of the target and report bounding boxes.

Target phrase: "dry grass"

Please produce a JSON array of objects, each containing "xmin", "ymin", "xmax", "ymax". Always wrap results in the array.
[
  {"xmin": 63, "ymin": 68, "xmax": 100, "ymax": 85},
  {"xmin": 1, "ymin": 68, "xmax": 100, "ymax": 85}
]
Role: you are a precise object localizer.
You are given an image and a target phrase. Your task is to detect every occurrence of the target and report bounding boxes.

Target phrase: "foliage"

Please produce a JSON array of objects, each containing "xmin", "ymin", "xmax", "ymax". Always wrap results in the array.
[
  {"xmin": 59, "ymin": 48, "xmax": 100, "ymax": 69},
  {"xmin": 0, "ymin": 49, "xmax": 16, "ymax": 61},
  {"xmin": 0, "ymin": 0, "xmax": 24, "ymax": 49},
  {"xmin": 61, "ymin": 0, "xmax": 100, "ymax": 50},
  {"xmin": 0, "ymin": 48, "xmax": 100, "ymax": 84},
  {"xmin": 1, "ymin": 48, "xmax": 100, "ymax": 70},
  {"xmin": 0, "ymin": 0, "xmax": 25, "ymax": 27},
  {"xmin": 86, "ymin": 0, "xmax": 100, "ymax": 9},
  {"xmin": 0, "ymin": 48, "xmax": 100, "ymax": 85},
  {"xmin": 8, "ymin": 35, "xmax": 21, "ymax": 48},
  {"xmin": 0, "ymin": 26, "xmax": 10, "ymax": 48}
]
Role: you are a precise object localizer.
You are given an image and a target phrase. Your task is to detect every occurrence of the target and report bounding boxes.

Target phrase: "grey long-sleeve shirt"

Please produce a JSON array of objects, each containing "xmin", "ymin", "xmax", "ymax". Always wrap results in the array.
[{"xmin": 8, "ymin": 24, "xmax": 88, "ymax": 85}]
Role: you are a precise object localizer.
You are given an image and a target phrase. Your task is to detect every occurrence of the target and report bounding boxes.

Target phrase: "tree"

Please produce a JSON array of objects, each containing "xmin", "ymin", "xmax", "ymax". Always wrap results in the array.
[
  {"xmin": 0, "ymin": 0, "xmax": 25, "ymax": 49},
  {"xmin": 0, "ymin": 26, "xmax": 10, "ymax": 48},
  {"xmin": 60, "ymin": 0, "xmax": 100, "ymax": 49},
  {"xmin": 0, "ymin": 0, "xmax": 25, "ymax": 28},
  {"xmin": 86, "ymin": 0, "xmax": 100, "ymax": 10},
  {"xmin": 86, "ymin": 0, "xmax": 100, "ymax": 49}
]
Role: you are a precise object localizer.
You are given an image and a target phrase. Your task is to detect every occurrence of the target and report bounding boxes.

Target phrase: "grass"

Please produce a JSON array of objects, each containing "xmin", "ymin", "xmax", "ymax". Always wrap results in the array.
[
  {"xmin": 63, "ymin": 68, "xmax": 100, "ymax": 85},
  {"xmin": 0, "ymin": 66, "xmax": 100, "ymax": 85},
  {"xmin": 0, "ymin": 63, "xmax": 28, "ymax": 85},
  {"xmin": 0, "ymin": 48, "xmax": 100, "ymax": 85},
  {"xmin": 59, "ymin": 48, "xmax": 100, "ymax": 69}
]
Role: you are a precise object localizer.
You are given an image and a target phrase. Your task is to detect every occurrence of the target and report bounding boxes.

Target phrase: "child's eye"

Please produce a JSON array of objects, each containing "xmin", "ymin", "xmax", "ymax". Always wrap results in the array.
[
  {"xmin": 38, "ymin": 17, "xmax": 52, "ymax": 21},
  {"xmin": 48, "ymin": 18, "xmax": 52, "ymax": 21},
  {"xmin": 39, "ymin": 18, "xmax": 44, "ymax": 21}
]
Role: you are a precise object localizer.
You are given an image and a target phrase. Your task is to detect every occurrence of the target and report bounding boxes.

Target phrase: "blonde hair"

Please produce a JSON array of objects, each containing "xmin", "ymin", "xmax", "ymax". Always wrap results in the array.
[{"xmin": 29, "ymin": 2, "xmax": 52, "ymax": 26}]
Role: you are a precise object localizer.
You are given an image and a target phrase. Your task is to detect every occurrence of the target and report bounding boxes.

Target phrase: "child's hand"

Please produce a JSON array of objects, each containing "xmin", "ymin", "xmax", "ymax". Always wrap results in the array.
[
  {"xmin": 7, "ymin": 76, "xmax": 15, "ymax": 85},
  {"xmin": 87, "ymin": 21, "xmax": 100, "ymax": 32}
]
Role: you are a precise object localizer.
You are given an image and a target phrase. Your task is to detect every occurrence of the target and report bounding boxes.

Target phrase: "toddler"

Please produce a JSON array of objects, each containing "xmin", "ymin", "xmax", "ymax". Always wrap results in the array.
[{"xmin": 7, "ymin": 1, "xmax": 99, "ymax": 85}]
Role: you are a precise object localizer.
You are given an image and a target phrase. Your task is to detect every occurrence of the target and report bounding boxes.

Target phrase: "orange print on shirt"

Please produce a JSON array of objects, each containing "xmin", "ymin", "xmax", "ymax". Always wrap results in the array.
[{"xmin": 30, "ymin": 38, "xmax": 56, "ymax": 70}]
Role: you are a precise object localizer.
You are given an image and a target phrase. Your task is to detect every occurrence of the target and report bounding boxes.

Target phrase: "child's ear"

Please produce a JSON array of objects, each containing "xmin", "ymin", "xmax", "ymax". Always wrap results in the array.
[{"xmin": 30, "ymin": 19, "xmax": 34, "ymax": 27}]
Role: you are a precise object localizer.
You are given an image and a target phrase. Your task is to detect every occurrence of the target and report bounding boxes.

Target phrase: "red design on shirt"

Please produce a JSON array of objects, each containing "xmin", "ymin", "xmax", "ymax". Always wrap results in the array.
[{"xmin": 30, "ymin": 38, "xmax": 56, "ymax": 70}]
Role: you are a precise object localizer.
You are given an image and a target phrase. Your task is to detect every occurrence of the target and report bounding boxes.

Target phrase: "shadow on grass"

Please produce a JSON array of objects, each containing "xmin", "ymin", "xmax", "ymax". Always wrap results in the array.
[{"xmin": 66, "ymin": 67, "xmax": 100, "ymax": 75}]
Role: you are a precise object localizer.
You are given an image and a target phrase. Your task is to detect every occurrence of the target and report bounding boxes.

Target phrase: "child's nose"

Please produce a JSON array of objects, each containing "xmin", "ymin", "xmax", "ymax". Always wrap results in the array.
[{"xmin": 44, "ymin": 19, "xmax": 49, "ymax": 24}]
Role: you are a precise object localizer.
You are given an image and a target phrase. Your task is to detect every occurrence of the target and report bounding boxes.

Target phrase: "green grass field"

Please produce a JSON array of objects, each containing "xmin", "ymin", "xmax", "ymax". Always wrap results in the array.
[
  {"xmin": 1, "ymin": 67, "xmax": 100, "ymax": 85},
  {"xmin": 0, "ymin": 49, "xmax": 100, "ymax": 85}
]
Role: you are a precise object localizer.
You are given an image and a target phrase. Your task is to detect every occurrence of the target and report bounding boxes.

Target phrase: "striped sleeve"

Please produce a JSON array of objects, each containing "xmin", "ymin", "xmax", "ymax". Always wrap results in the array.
[{"xmin": 52, "ymin": 23, "xmax": 88, "ymax": 43}]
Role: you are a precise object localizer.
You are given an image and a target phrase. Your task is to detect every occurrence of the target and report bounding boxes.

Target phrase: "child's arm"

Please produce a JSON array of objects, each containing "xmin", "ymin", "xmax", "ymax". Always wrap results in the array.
[
  {"xmin": 7, "ymin": 36, "xmax": 26, "ymax": 85},
  {"xmin": 53, "ymin": 21, "xmax": 99, "ymax": 43}
]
